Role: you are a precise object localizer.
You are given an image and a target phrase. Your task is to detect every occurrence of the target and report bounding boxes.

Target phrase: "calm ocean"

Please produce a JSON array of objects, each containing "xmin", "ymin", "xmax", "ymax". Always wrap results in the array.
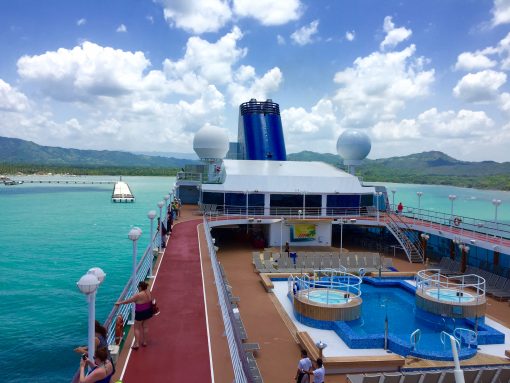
[{"xmin": 0, "ymin": 177, "xmax": 509, "ymax": 382}]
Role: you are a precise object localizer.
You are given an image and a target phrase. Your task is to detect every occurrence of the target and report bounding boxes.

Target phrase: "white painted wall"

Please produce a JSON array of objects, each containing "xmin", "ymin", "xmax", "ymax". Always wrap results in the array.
[{"xmin": 268, "ymin": 221, "xmax": 332, "ymax": 247}]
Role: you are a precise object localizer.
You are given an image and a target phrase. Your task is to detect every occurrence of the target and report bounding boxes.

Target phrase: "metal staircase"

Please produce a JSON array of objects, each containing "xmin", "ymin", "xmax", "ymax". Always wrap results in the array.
[{"xmin": 385, "ymin": 212, "xmax": 424, "ymax": 263}]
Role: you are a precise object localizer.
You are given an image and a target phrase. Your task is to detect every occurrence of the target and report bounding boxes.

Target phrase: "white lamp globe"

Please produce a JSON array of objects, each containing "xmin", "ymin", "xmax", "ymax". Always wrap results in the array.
[
  {"xmin": 87, "ymin": 267, "xmax": 106, "ymax": 284},
  {"xmin": 164, "ymin": 195, "xmax": 170, "ymax": 201},
  {"xmin": 157, "ymin": 201, "xmax": 164, "ymax": 209},
  {"xmin": 77, "ymin": 273, "xmax": 100, "ymax": 294},
  {"xmin": 128, "ymin": 227, "xmax": 142, "ymax": 241},
  {"xmin": 147, "ymin": 210, "xmax": 157, "ymax": 219}
]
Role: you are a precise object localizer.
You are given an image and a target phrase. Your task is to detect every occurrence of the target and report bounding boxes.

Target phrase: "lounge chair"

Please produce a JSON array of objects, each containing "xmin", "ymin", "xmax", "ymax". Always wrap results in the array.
[
  {"xmin": 400, "ymin": 373, "xmax": 421, "ymax": 383},
  {"xmin": 462, "ymin": 369, "xmax": 479, "ymax": 383},
  {"xmin": 382, "ymin": 372, "xmax": 402, "ymax": 383},
  {"xmin": 494, "ymin": 366, "xmax": 510, "ymax": 383},
  {"xmin": 477, "ymin": 368, "xmax": 498, "ymax": 383},
  {"xmin": 420, "ymin": 371, "xmax": 441, "ymax": 383},
  {"xmin": 346, "ymin": 374, "xmax": 381, "ymax": 383}
]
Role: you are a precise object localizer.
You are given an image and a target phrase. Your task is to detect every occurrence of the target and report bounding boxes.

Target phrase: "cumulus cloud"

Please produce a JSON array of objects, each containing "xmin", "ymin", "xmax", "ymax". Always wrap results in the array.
[
  {"xmin": 0, "ymin": 79, "xmax": 29, "ymax": 112},
  {"xmin": 76, "ymin": 18, "xmax": 86, "ymax": 26},
  {"xmin": 17, "ymin": 41, "xmax": 151, "ymax": 101},
  {"xmin": 157, "ymin": 0, "xmax": 232, "ymax": 34},
  {"xmin": 380, "ymin": 16, "xmax": 412, "ymax": 50},
  {"xmin": 116, "ymin": 24, "xmax": 127, "ymax": 33},
  {"xmin": 345, "ymin": 31, "xmax": 355, "ymax": 41},
  {"xmin": 416, "ymin": 108, "xmax": 493, "ymax": 137},
  {"xmin": 453, "ymin": 70, "xmax": 507, "ymax": 103},
  {"xmin": 332, "ymin": 44, "xmax": 434, "ymax": 129},
  {"xmin": 455, "ymin": 52, "xmax": 497, "ymax": 71},
  {"xmin": 233, "ymin": 0, "xmax": 302, "ymax": 26},
  {"xmin": 228, "ymin": 67, "xmax": 282, "ymax": 106},
  {"xmin": 491, "ymin": 0, "xmax": 510, "ymax": 26},
  {"xmin": 291, "ymin": 20, "xmax": 319, "ymax": 46}
]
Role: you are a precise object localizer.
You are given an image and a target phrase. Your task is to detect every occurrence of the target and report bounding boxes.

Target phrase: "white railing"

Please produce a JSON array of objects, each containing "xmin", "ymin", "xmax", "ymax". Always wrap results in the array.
[
  {"xmin": 288, "ymin": 269, "xmax": 362, "ymax": 305},
  {"xmin": 416, "ymin": 269, "xmax": 486, "ymax": 303},
  {"xmin": 203, "ymin": 218, "xmax": 253, "ymax": 383},
  {"xmin": 103, "ymin": 229, "xmax": 160, "ymax": 346}
]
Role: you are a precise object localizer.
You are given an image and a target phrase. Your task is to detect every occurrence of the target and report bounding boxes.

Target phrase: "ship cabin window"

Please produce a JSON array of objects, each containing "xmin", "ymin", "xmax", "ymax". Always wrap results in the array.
[
  {"xmin": 225, "ymin": 192, "xmax": 247, "ymax": 214},
  {"xmin": 248, "ymin": 193, "xmax": 265, "ymax": 215},
  {"xmin": 202, "ymin": 192, "xmax": 224, "ymax": 205},
  {"xmin": 270, "ymin": 193, "xmax": 304, "ymax": 215},
  {"xmin": 326, "ymin": 194, "xmax": 361, "ymax": 216},
  {"xmin": 360, "ymin": 194, "xmax": 373, "ymax": 207}
]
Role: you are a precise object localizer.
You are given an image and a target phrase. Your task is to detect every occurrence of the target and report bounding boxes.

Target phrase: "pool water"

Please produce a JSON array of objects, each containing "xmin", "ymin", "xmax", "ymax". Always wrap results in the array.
[
  {"xmin": 306, "ymin": 289, "xmax": 351, "ymax": 305},
  {"xmin": 425, "ymin": 288, "xmax": 475, "ymax": 303},
  {"xmin": 346, "ymin": 283, "xmax": 482, "ymax": 359}
]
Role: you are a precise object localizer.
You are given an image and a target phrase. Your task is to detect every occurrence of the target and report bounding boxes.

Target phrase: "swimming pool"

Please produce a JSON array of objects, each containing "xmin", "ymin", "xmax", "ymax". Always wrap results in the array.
[
  {"xmin": 425, "ymin": 288, "xmax": 475, "ymax": 303},
  {"xmin": 306, "ymin": 289, "xmax": 352, "ymax": 305}
]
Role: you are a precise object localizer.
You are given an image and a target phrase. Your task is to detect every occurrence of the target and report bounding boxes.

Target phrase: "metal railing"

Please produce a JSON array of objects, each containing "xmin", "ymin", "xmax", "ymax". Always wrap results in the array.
[
  {"xmin": 388, "ymin": 204, "xmax": 510, "ymax": 243},
  {"xmin": 416, "ymin": 269, "xmax": 486, "ymax": 303},
  {"xmin": 288, "ymin": 269, "xmax": 362, "ymax": 305},
  {"xmin": 103, "ymin": 230, "xmax": 160, "ymax": 346},
  {"xmin": 203, "ymin": 217, "xmax": 253, "ymax": 383}
]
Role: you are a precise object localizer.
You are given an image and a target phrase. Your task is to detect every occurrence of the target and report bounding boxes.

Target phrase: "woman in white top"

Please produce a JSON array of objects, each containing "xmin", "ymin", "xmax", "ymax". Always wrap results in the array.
[{"xmin": 308, "ymin": 358, "xmax": 325, "ymax": 383}]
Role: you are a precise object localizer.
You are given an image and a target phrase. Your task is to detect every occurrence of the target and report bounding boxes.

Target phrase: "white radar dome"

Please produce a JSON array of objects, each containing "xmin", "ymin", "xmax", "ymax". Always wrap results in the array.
[
  {"xmin": 336, "ymin": 129, "xmax": 371, "ymax": 163},
  {"xmin": 193, "ymin": 125, "xmax": 229, "ymax": 159}
]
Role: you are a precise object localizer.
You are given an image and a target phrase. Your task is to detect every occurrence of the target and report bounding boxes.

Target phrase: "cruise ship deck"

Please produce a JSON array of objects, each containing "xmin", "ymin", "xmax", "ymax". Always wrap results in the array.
[{"xmin": 112, "ymin": 205, "xmax": 510, "ymax": 383}]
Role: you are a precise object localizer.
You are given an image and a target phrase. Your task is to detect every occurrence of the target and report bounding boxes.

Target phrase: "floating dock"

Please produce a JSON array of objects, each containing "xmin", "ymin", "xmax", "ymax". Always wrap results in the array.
[{"xmin": 111, "ymin": 181, "xmax": 134, "ymax": 203}]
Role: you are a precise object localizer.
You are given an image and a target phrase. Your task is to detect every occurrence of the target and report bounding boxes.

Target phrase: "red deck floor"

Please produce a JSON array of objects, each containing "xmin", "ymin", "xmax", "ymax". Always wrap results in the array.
[{"xmin": 121, "ymin": 219, "xmax": 212, "ymax": 383}]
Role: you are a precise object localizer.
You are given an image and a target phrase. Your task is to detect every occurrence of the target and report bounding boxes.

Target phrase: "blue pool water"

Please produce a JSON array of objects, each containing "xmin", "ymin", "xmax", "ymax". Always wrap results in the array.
[
  {"xmin": 425, "ymin": 288, "xmax": 475, "ymax": 303},
  {"xmin": 306, "ymin": 289, "xmax": 351, "ymax": 304}
]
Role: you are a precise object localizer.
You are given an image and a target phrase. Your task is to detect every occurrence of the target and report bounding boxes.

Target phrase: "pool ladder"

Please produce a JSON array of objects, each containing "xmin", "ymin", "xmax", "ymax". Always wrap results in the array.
[
  {"xmin": 410, "ymin": 329, "xmax": 421, "ymax": 351},
  {"xmin": 453, "ymin": 328, "xmax": 478, "ymax": 349}
]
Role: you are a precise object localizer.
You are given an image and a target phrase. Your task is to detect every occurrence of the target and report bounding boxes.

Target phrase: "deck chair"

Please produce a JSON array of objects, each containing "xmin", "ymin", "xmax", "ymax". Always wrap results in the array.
[
  {"xmin": 477, "ymin": 367, "xmax": 498, "ymax": 383},
  {"xmin": 440, "ymin": 371, "xmax": 455, "ymax": 383},
  {"xmin": 363, "ymin": 374, "xmax": 382, "ymax": 383},
  {"xmin": 346, "ymin": 374, "xmax": 380, "ymax": 383},
  {"xmin": 462, "ymin": 369, "xmax": 479, "ymax": 383},
  {"xmin": 494, "ymin": 366, "xmax": 510, "ymax": 383},
  {"xmin": 420, "ymin": 371, "xmax": 441, "ymax": 383},
  {"xmin": 382, "ymin": 372, "xmax": 402, "ymax": 383},
  {"xmin": 331, "ymin": 256, "xmax": 340, "ymax": 269},
  {"xmin": 400, "ymin": 373, "xmax": 421, "ymax": 383}
]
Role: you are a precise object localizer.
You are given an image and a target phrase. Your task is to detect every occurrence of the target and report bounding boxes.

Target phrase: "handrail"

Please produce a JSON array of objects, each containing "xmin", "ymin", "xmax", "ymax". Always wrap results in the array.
[
  {"xmin": 441, "ymin": 331, "xmax": 461, "ymax": 352},
  {"xmin": 410, "ymin": 329, "xmax": 421, "ymax": 350},
  {"xmin": 203, "ymin": 217, "xmax": 253, "ymax": 383},
  {"xmin": 103, "ymin": 229, "xmax": 160, "ymax": 346},
  {"xmin": 454, "ymin": 328, "xmax": 477, "ymax": 348},
  {"xmin": 416, "ymin": 269, "xmax": 486, "ymax": 302},
  {"xmin": 289, "ymin": 269, "xmax": 362, "ymax": 304}
]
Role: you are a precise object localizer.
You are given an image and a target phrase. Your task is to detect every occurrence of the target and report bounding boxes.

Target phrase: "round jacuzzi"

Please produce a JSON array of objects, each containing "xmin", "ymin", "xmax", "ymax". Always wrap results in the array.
[
  {"xmin": 425, "ymin": 288, "xmax": 475, "ymax": 303},
  {"xmin": 306, "ymin": 289, "xmax": 352, "ymax": 305}
]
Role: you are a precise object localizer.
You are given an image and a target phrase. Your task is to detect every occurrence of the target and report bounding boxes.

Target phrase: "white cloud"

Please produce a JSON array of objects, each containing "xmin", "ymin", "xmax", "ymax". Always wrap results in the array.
[
  {"xmin": 380, "ymin": 16, "xmax": 412, "ymax": 50},
  {"xmin": 345, "ymin": 31, "xmax": 355, "ymax": 42},
  {"xmin": 491, "ymin": 0, "xmax": 510, "ymax": 26},
  {"xmin": 416, "ymin": 108, "xmax": 493, "ymax": 137},
  {"xmin": 455, "ymin": 52, "xmax": 497, "ymax": 71},
  {"xmin": 157, "ymin": 0, "xmax": 232, "ymax": 34},
  {"xmin": 291, "ymin": 20, "xmax": 319, "ymax": 46},
  {"xmin": 277, "ymin": 34, "xmax": 286, "ymax": 45},
  {"xmin": 233, "ymin": 0, "xmax": 302, "ymax": 26},
  {"xmin": 332, "ymin": 44, "xmax": 434, "ymax": 129},
  {"xmin": 453, "ymin": 70, "xmax": 507, "ymax": 103},
  {"xmin": 116, "ymin": 24, "xmax": 127, "ymax": 33},
  {"xmin": 228, "ymin": 67, "xmax": 283, "ymax": 107},
  {"xmin": 163, "ymin": 27, "xmax": 246, "ymax": 90},
  {"xmin": 17, "ymin": 41, "xmax": 151, "ymax": 101},
  {"xmin": 76, "ymin": 18, "xmax": 86, "ymax": 27},
  {"xmin": 0, "ymin": 79, "xmax": 29, "ymax": 112}
]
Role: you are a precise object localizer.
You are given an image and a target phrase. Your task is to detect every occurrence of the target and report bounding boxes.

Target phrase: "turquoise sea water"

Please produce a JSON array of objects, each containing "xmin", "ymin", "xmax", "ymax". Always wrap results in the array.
[
  {"xmin": 0, "ymin": 177, "xmax": 509, "ymax": 382},
  {"xmin": 0, "ymin": 176, "xmax": 174, "ymax": 383}
]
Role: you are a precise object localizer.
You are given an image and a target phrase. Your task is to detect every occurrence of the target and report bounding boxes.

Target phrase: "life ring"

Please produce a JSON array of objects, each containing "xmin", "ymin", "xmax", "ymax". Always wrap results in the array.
[{"xmin": 454, "ymin": 217, "xmax": 462, "ymax": 226}]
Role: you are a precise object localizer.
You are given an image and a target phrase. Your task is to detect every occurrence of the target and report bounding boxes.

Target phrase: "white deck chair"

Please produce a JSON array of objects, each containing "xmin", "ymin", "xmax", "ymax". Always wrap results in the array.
[{"xmin": 400, "ymin": 373, "xmax": 421, "ymax": 383}]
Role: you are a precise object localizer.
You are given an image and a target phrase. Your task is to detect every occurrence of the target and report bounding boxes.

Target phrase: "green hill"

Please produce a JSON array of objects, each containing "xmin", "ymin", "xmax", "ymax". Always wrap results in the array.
[{"xmin": 0, "ymin": 136, "xmax": 194, "ymax": 168}]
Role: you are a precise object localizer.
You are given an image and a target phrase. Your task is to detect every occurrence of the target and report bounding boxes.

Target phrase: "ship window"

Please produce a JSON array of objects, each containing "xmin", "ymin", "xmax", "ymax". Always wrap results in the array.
[
  {"xmin": 202, "ymin": 192, "xmax": 223, "ymax": 205},
  {"xmin": 360, "ymin": 194, "xmax": 373, "ymax": 207},
  {"xmin": 305, "ymin": 195, "xmax": 322, "ymax": 208},
  {"xmin": 225, "ymin": 192, "xmax": 246, "ymax": 206},
  {"xmin": 327, "ymin": 194, "xmax": 361, "ymax": 207}
]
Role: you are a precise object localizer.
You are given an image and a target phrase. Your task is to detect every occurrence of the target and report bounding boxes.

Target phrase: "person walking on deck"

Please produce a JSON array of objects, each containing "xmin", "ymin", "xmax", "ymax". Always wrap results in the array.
[{"xmin": 295, "ymin": 349, "xmax": 312, "ymax": 383}]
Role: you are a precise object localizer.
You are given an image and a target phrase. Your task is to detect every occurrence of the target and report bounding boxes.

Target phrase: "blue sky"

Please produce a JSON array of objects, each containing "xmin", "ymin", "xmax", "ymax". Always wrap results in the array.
[{"xmin": 1, "ymin": 0, "xmax": 510, "ymax": 161}]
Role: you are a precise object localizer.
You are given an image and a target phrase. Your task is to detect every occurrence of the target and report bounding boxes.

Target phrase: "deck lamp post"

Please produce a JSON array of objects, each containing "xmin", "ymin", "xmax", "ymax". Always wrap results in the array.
[
  {"xmin": 391, "ymin": 190, "xmax": 396, "ymax": 210},
  {"xmin": 448, "ymin": 195, "xmax": 457, "ymax": 226},
  {"xmin": 420, "ymin": 233, "xmax": 430, "ymax": 264},
  {"xmin": 128, "ymin": 227, "xmax": 142, "ymax": 324},
  {"xmin": 316, "ymin": 340, "xmax": 327, "ymax": 359},
  {"xmin": 416, "ymin": 192, "xmax": 423, "ymax": 221},
  {"xmin": 376, "ymin": 192, "xmax": 382, "ymax": 222},
  {"xmin": 77, "ymin": 271, "xmax": 100, "ymax": 361},
  {"xmin": 157, "ymin": 201, "xmax": 164, "ymax": 248},
  {"xmin": 298, "ymin": 209, "xmax": 302, "ymax": 219},
  {"xmin": 492, "ymin": 199, "xmax": 502, "ymax": 233},
  {"xmin": 147, "ymin": 210, "xmax": 157, "ymax": 278},
  {"xmin": 164, "ymin": 194, "xmax": 170, "ymax": 213},
  {"xmin": 458, "ymin": 243, "xmax": 469, "ymax": 273}
]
